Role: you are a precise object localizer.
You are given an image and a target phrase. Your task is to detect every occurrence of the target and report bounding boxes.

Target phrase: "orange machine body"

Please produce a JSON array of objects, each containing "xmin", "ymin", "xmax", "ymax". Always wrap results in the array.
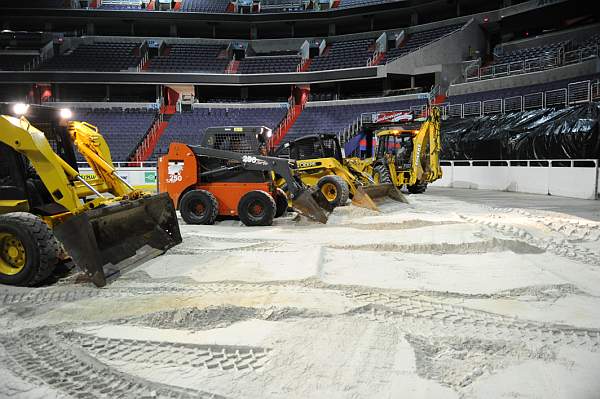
[{"xmin": 158, "ymin": 142, "xmax": 274, "ymax": 217}]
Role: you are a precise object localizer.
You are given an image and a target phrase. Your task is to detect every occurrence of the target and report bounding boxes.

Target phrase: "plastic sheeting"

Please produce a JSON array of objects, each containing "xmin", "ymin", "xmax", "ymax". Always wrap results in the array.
[{"xmin": 441, "ymin": 103, "xmax": 600, "ymax": 160}]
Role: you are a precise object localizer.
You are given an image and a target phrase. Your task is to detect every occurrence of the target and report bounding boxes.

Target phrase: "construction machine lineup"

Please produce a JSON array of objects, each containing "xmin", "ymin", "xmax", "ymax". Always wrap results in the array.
[{"xmin": 0, "ymin": 102, "xmax": 442, "ymax": 287}]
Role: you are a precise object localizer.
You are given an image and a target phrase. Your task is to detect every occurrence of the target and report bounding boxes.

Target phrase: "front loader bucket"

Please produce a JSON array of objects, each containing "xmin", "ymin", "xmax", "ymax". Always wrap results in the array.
[
  {"xmin": 53, "ymin": 193, "xmax": 182, "ymax": 287},
  {"xmin": 291, "ymin": 189, "xmax": 332, "ymax": 224},
  {"xmin": 360, "ymin": 183, "xmax": 409, "ymax": 205},
  {"xmin": 351, "ymin": 187, "xmax": 380, "ymax": 211}
]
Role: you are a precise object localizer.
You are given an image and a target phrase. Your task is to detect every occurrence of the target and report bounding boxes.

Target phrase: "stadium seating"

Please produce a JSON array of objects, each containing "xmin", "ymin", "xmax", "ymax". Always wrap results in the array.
[
  {"xmin": 98, "ymin": 4, "xmax": 143, "ymax": 10},
  {"xmin": 448, "ymin": 73, "xmax": 600, "ymax": 105},
  {"xmin": 339, "ymin": 0, "xmax": 400, "ymax": 8},
  {"xmin": 576, "ymin": 33, "xmax": 600, "ymax": 49},
  {"xmin": 6, "ymin": 0, "xmax": 66, "ymax": 7},
  {"xmin": 180, "ymin": 0, "xmax": 230, "ymax": 12},
  {"xmin": 493, "ymin": 41, "xmax": 565, "ymax": 65},
  {"xmin": 309, "ymin": 39, "xmax": 375, "ymax": 71},
  {"xmin": 150, "ymin": 106, "xmax": 288, "ymax": 159},
  {"xmin": 488, "ymin": 33, "xmax": 600, "ymax": 68},
  {"xmin": 384, "ymin": 24, "xmax": 463, "ymax": 63},
  {"xmin": 146, "ymin": 44, "xmax": 229, "ymax": 73},
  {"xmin": 283, "ymin": 99, "xmax": 426, "ymax": 143},
  {"xmin": 0, "ymin": 54, "xmax": 39, "ymax": 71},
  {"xmin": 259, "ymin": 0, "xmax": 305, "ymax": 12},
  {"xmin": 238, "ymin": 56, "xmax": 301, "ymax": 73},
  {"xmin": 73, "ymin": 108, "xmax": 156, "ymax": 161},
  {"xmin": 38, "ymin": 42, "xmax": 142, "ymax": 72}
]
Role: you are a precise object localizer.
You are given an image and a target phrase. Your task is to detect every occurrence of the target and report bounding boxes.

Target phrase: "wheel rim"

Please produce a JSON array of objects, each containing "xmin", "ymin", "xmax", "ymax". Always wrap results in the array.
[
  {"xmin": 191, "ymin": 201, "xmax": 207, "ymax": 218},
  {"xmin": 320, "ymin": 182, "xmax": 338, "ymax": 201},
  {"xmin": 248, "ymin": 200, "xmax": 265, "ymax": 218},
  {"xmin": 0, "ymin": 232, "xmax": 26, "ymax": 276}
]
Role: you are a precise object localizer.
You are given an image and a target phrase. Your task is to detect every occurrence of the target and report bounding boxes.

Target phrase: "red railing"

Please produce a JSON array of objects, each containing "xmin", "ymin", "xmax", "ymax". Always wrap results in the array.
[
  {"xmin": 131, "ymin": 113, "xmax": 167, "ymax": 162},
  {"xmin": 269, "ymin": 91, "xmax": 308, "ymax": 149}
]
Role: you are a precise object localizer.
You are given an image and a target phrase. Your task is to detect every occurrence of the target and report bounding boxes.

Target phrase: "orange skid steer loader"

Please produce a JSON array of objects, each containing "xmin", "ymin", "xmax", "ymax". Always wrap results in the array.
[{"xmin": 158, "ymin": 127, "xmax": 331, "ymax": 226}]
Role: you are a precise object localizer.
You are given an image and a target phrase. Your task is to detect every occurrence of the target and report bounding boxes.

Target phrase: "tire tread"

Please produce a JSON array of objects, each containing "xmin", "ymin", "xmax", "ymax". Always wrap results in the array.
[{"xmin": 0, "ymin": 212, "xmax": 60, "ymax": 286}]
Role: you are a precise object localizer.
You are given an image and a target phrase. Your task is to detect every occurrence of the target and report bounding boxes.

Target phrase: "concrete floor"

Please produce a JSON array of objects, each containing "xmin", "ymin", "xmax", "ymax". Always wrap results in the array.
[{"xmin": 429, "ymin": 187, "xmax": 600, "ymax": 221}]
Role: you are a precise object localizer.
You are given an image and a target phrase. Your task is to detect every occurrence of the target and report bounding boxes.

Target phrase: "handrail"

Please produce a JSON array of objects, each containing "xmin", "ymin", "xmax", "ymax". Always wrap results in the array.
[
  {"xmin": 387, "ymin": 20, "xmax": 468, "ymax": 63},
  {"xmin": 466, "ymin": 44, "xmax": 599, "ymax": 82},
  {"xmin": 85, "ymin": 159, "xmax": 597, "ymax": 168},
  {"xmin": 447, "ymin": 79, "xmax": 593, "ymax": 118}
]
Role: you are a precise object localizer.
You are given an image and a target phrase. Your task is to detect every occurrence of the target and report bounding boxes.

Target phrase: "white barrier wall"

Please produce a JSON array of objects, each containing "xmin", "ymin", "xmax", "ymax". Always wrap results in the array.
[
  {"xmin": 431, "ymin": 160, "xmax": 599, "ymax": 200},
  {"xmin": 79, "ymin": 167, "xmax": 157, "ymax": 190},
  {"xmin": 80, "ymin": 160, "xmax": 599, "ymax": 200}
]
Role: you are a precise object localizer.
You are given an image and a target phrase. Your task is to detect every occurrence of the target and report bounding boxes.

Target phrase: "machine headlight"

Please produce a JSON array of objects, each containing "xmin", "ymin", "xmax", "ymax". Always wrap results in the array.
[
  {"xmin": 13, "ymin": 103, "xmax": 29, "ymax": 116},
  {"xmin": 60, "ymin": 108, "xmax": 73, "ymax": 119}
]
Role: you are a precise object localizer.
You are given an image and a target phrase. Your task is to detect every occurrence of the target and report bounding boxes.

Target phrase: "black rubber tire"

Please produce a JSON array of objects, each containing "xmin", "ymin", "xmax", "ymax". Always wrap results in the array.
[
  {"xmin": 373, "ymin": 164, "xmax": 393, "ymax": 184},
  {"xmin": 408, "ymin": 183, "xmax": 428, "ymax": 194},
  {"xmin": 179, "ymin": 190, "xmax": 219, "ymax": 225},
  {"xmin": 0, "ymin": 212, "xmax": 60, "ymax": 286},
  {"xmin": 274, "ymin": 188, "xmax": 289, "ymax": 218},
  {"xmin": 238, "ymin": 190, "xmax": 276, "ymax": 227},
  {"xmin": 316, "ymin": 175, "xmax": 350, "ymax": 207}
]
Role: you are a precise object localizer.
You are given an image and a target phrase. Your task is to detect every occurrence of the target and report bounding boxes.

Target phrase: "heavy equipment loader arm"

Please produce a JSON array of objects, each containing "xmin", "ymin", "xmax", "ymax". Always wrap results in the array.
[
  {"xmin": 191, "ymin": 146, "xmax": 305, "ymax": 200},
  {"xmin": 0, "ymin": 115, "xmax": 82, "ymax": 212},
  {"xmin": 412, "ymin": 107, "xmax": 442, "ymax": 183},
  {"xmin": 68, "ymin": 121, "xmax": 138, "ymax": 199},
  {"xmin": 188, "ymin": 145, "xmax": 332, "ymax": 223},
  {"xmin": 0, "ymin": 113, "xmax": 181, "ymax": 288}
]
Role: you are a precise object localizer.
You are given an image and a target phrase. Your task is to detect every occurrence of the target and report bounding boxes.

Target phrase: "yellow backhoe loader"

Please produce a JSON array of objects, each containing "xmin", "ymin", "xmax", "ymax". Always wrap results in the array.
[
  {"xmin": 275, "ymin": 134, "xmax": 407, "ymax": 211},
  {"xmin": 359, "ymin": 106, "xmax": 442, "ymax": 194},
  {"xmin": 0, "ymin": 104, "xmax": 181, "ymax": 287}
]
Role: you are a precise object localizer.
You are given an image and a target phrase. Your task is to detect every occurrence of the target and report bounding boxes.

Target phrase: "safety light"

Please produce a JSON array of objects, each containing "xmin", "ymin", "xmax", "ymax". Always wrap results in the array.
[
  {"xmin": 60, "ymin": 108, "xmax": 73, "ymax": 119},
  {"xmin": 13, "ymin": 103, "xmax": 29, "ymax": 116}
]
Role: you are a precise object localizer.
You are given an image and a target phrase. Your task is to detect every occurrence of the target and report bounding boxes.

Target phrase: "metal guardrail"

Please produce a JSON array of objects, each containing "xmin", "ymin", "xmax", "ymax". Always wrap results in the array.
[
  {"xmin": 463, "ymin": 101, "xmax": 481, "ymax": 117},
  {"xmin": 465, "ymin": 44, "xmax": 599, "ymax": 82},
  {"xmin": 545, "ymin": 88, "xmax": 567, "ymax": 108},
  {"xmin": 523, "ymin": 92, "xmax": 543, "ymax": 110},
  {"xmin": 440, "ymin": 159, "xmax": 598, "ymax": 167},
  {"xmin": 482, "ymin": 99, "xmax": 502, "ymax": 115},
  {"xmin": 503, "ymin": 96, "xmax": 522, "ymax": 113},
  {"xmin": 593, "ymin": 81, "xmax": 600, "ymax": 101},
  {"xmin": 446, "ymin": 79, "xmax": 597, "ymax": 118},
  {"xmin": 568, "ymin": 80, "xmax": 590, "ymax": 105}
]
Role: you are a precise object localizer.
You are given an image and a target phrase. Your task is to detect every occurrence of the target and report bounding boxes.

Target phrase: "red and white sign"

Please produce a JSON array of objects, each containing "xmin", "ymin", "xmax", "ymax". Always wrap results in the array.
[{"xmin": 371, "ymin": 111, "xmax": 414, "ymax": 124}]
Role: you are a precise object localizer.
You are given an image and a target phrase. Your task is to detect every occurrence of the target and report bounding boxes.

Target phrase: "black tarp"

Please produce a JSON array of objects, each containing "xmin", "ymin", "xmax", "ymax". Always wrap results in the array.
[{"xmin": 441, "ymin": 103, "xmax": 600, "ymax": 160}]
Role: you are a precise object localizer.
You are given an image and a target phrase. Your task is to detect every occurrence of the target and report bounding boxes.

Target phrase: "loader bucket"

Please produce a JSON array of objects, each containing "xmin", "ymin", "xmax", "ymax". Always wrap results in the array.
[
  {"xmin": 360, "ymin": 183, "xmax": 409, "ymax": 205},
  {"xmin": 291, "ymin": 189, "xmax": 332, "ymax": 224},
  {"xmin": 351, "ymin": 187, "xmax": 380, "ymax": 211},
  {"xmin": 53, "ymin": 193, "xmax": 182, "ymax": 287}
]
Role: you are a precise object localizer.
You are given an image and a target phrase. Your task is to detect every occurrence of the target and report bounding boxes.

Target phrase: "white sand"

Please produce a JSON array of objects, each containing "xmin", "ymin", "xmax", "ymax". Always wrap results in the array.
[{"xmin": 1, "ymin": 190, "xmax": 599, "ymax": 398}]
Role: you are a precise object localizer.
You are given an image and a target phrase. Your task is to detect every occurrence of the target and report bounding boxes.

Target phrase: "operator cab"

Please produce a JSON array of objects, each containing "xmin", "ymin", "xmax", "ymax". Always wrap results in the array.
[
  {"xmin": 197, "ymin": 126, "xmax": 274, "ymax": 184},
  {"xmin": 285, "ymin": 134, "xmax": 344, "ymax": 163},
  {"xmin": 375, "ymin": 128, "xmax": 418, "ymax": 171},
  {"xmin": 0, "ymin": 103, "xmax": 76, "ymax": 214}
]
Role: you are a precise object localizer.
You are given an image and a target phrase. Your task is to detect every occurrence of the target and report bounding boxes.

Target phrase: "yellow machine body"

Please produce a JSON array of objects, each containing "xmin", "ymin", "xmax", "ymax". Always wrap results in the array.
[
  {"xmin": 0, "ymin": 111, "xmax": 181, "ymax": 287},
  {"xmin": 280, "ymin": 133, "xmax": 407, "ymax": 210},
  {"xmin": 359, "ymin": 106, "xmax": 442, "ymax": 192}
]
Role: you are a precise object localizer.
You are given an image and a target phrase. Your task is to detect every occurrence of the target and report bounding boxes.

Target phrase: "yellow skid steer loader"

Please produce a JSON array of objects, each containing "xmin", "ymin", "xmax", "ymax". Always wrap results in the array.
[
  {"xmin": 275, "ymin": 134, "xmax": 407, "ymax": 211},
  {"xmin": 0, "ymin": 104, "xmax": 181, "ymax": 287}
]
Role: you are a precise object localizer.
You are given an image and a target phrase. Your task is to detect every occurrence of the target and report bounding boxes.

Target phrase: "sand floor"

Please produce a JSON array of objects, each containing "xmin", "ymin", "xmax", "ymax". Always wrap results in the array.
[{"xmin": 1, "ymin": 188, "xmax": 599, "ymax": 398}]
